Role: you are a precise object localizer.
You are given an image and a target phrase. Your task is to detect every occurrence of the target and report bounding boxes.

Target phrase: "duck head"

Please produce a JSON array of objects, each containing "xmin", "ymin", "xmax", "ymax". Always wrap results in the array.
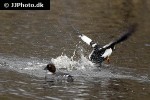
[{"xmin": 44, "ymin": 63, "xmax": 56, "ymax": 74}]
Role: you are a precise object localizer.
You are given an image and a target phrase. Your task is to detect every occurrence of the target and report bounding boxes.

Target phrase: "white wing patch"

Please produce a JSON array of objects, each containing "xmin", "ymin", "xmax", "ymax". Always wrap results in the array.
[
  {"xmin": 102, "ymin": 42, "xmax": 112, "ymax": 49},
  {"xmin": 79, "ymin": 34, "xmax": 92, "ymax": 45},
  {"xmin": 101, "ymin": 48, "xmax": 112, "ymax": 58},
  {"xmin": 89, "ymin": 50, "xmax": 94, "ymax": 60}
]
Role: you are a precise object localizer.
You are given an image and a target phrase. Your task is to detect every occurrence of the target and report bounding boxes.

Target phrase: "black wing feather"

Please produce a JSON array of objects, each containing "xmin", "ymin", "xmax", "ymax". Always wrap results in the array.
[{"xmin": 102, "ymin": 24, "xmax": 136, "ymax": 50}]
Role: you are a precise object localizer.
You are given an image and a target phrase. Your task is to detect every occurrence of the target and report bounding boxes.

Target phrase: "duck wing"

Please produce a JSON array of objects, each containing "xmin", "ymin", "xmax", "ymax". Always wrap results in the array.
[
  {"xmin": 101, "ymin": 24, "xmax": 136, "ymax": 50},
  {"xmin": 79, "ymin": 34, "xmax": 102, "ymax": 48}
]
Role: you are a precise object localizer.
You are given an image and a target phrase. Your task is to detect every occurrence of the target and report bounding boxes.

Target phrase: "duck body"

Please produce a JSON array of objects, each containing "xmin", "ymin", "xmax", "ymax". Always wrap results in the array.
[
  {"xmin": 89, "ymin": 47, "xmax": 112, "ymax": 64},
  {"xmin": 44, "ymin": 63, "xmax": 73, "ymax": 82},
  {"xmin": 45, "ymin": 72, "xmax": 73, "ymax": 82},
  {"xmin": 78, "ymin": 25, "xmax": 135, "ymax": 65}
]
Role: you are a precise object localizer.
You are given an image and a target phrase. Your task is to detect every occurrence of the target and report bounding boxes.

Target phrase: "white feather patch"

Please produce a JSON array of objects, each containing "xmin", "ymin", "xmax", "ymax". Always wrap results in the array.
[
  {"xmin": 92, "ymin": 43, "xmax": 97, "ymax": 48},
  {"xmin": 89, "ymin": 50, "xmax": 94, "ymax": 60},
  {"xmin": 79, "ymin": 34, "xmax": 92, "ymax": 45},
  {"xmin": 101, "ymin": 48, "xmax": 112, "ymax": 58}
]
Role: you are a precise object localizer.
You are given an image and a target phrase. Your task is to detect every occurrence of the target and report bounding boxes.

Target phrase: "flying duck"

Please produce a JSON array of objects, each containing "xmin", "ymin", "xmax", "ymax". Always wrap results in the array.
[{"xmin": 78, "ymin": 25, "xmax": 136, "ymax": 65}]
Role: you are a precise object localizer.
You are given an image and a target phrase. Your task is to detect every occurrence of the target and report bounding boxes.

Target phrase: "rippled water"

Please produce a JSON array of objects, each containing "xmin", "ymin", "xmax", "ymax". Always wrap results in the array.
[{"xmin": 0, "ymin": 0, "xmax": 150, "ymax": 100}]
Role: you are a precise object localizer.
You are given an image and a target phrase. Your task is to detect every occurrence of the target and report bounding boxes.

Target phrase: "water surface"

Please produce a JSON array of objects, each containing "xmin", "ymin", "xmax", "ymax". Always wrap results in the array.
[{"xmin": 0, "ymin": 0, "xmax": 150, "ymax": 100}]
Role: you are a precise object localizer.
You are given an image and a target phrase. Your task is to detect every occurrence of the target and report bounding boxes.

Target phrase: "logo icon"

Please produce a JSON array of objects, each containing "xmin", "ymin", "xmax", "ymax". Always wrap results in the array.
[{"xmin": 4, "ymin": 3, "xmax": 9, "ymax": 8}]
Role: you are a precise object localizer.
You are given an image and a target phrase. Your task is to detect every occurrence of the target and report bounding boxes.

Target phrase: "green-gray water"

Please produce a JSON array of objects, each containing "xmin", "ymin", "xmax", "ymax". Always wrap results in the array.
[{"xmin": 0, "ymin": 0, "xmax": 150, "ymax": 100}]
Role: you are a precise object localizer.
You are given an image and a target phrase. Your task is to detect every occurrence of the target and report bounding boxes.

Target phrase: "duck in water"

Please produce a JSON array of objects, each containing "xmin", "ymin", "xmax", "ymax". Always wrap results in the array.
[
  {"xmin": 44, "ymin": 63, "xmax": 74, "ymax": 82},
  {"xmin": 78, "ymin": 25, "xmax": 136, "ymax": 66}
]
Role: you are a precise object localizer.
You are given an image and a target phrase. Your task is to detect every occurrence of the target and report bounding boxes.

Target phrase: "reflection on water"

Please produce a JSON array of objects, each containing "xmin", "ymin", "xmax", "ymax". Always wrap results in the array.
[{"xmin": 0, "ymin": 0, "xmax": 150, "ymax": 99}]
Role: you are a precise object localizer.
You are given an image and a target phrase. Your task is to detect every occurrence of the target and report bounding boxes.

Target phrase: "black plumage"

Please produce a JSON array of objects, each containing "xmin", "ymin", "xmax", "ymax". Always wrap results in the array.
[{"xmin": 79, "ymin": 24, "xmax": 136, "ymax": 64}]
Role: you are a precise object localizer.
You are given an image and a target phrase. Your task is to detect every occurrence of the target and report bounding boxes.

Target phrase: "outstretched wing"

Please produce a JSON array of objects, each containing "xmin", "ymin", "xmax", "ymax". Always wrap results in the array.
[
  {"xmin": 101, "ymin": 25, "xmax": 136, "ymax": 50},
  {"xmin": 79, "ymin": 34, "xmax": 102, "ymax": 48}
]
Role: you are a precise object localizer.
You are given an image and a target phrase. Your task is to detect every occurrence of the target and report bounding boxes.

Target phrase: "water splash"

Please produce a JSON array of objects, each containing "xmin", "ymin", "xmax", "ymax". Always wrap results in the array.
[
  {"xmin": 51, "ymin": 54, "xmax": 94, "ymax": 71},
  {"xmin": 0, "ymin": 52, "xmax": 149, "ymax": 83},
  {"xmin": 51, "ymin": 44, "xmax": 94, "ymax": 71}
]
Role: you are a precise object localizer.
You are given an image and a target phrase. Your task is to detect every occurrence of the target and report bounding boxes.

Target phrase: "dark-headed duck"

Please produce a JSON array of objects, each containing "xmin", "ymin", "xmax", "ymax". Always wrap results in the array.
[{"xmin": 44, "ymin": 63, "xmax": 73, "ymax": 82}]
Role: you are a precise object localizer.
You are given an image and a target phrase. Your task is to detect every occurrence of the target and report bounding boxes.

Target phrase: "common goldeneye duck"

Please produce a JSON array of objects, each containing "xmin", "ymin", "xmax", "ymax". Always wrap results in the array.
[
  {"xmin": 79, "ymin": 25, "xmax": 136, "ymax": 65},
  {"xmin": 44, "ymin": 63, "xmax": 74, "ymax": 82}
]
